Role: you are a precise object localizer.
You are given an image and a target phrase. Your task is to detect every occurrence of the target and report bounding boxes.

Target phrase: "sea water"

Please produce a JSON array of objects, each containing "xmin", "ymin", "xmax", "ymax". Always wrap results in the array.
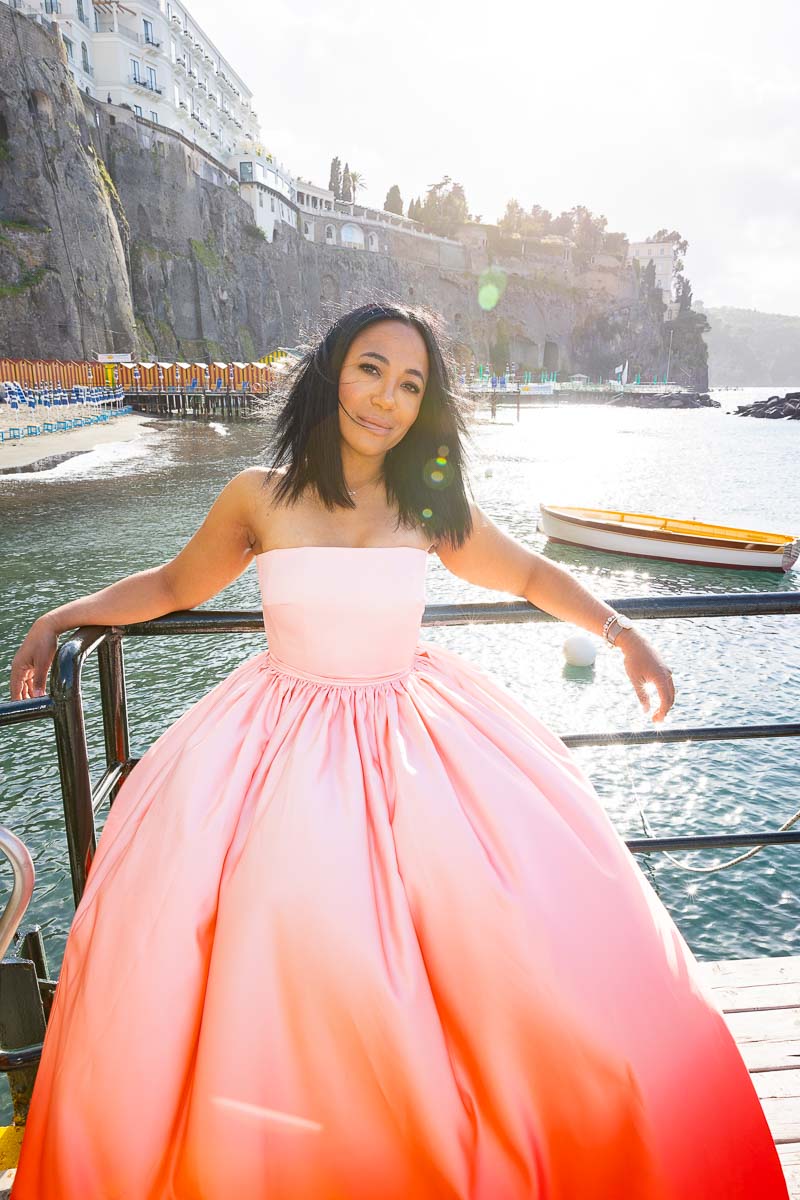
[{"xmin": 0, "ymin": 385, "xmax": 798, "ymax": 981}]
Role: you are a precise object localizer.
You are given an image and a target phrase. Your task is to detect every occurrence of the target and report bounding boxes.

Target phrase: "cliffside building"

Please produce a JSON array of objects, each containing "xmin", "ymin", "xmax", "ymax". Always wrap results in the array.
[{"xmin": 627, "ymin": 239, "xmax": 676, "ymax": 298}]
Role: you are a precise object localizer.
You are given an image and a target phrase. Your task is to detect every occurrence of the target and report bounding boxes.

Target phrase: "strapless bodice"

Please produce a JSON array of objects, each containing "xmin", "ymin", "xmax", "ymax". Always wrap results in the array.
[{"xmin": 257, "ymin": 546, "xmax": 428, "ymax": 682}]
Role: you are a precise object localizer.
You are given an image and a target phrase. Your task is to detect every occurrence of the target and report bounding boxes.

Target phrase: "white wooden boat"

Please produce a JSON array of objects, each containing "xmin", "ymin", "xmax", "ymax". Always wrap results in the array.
[{"xmin": 538, "ymin": 505, "xmax": 800, "ymax": 572}]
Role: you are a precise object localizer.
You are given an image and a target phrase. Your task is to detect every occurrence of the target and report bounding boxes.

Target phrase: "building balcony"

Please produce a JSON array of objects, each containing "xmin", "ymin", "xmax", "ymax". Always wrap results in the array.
[
  {"xmin": 143, "ymin": 35, "xmax": 162, "ymax": 53},
  {"xmin": 129, "ymin": 75, "xmax": 163, "ymax": 95},
  {"xmin": 111, "ymin": 25, "xmax": 140, "ymax": 46},
  {"xmin": 197, "ymin": 80, "xmax": 207, "ymax": 91},
  {"xmin": 174, "ymin": 56, "xmax": 186, "ymax": 72}
]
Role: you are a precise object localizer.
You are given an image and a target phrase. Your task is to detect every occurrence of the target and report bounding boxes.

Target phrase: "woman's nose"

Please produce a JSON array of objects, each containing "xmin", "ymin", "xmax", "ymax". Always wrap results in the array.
[{"xmin": 373, "ymin": 381, "xmax": 398, "ymax": 406}]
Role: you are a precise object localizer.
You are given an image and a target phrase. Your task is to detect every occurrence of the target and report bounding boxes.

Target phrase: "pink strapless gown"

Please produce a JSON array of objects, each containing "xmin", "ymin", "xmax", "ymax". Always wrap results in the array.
[{"xmin": 13, "ymin": 547, "xmax": 788, "ymax": 1199}]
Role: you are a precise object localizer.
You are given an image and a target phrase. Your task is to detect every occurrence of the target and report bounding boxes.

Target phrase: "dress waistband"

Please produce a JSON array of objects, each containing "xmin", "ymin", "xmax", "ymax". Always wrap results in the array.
[{"xmin": 264, "ymin": 649, "xmax": 424, "ymax": 688}]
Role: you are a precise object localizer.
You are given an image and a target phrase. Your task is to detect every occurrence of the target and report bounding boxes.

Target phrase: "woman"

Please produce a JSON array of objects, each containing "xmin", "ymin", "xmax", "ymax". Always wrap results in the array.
[{"xmin": 9, "ymin": 303, "xmax": 788, "ymax": 1198}]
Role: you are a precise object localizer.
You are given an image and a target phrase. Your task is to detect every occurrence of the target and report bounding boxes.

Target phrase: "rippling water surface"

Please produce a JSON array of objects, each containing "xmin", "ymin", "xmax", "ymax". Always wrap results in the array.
[{"xmin": 1, "ymin": 385, "xmax": 799, "ymax": 984}]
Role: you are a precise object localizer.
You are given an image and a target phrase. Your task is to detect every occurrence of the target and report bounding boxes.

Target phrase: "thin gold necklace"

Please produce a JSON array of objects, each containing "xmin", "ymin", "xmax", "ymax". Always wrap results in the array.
[{"xmin": 346, "ymin": 475, "xmax": 382, "ymax": 498}]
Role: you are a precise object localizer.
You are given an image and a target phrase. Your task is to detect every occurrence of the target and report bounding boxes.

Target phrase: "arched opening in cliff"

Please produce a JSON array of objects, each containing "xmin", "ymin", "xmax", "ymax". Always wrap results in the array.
[
  {"xmin": 543, "ymin": 340, "xmax": 559, "ymax": 373},
  {"xmin": 510, "ymin": 334, "xmax": 539, "ymax": 374}
]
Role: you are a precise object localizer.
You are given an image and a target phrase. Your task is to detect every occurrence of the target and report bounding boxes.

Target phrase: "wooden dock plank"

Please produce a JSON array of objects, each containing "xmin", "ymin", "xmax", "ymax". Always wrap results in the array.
[{"xmin": 697, "ymin": 954, "xmax": 800, "ymax": 1197}]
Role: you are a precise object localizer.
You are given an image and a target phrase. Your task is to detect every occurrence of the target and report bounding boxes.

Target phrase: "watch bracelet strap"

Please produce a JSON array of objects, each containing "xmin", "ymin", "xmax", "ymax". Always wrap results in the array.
[{"xmin": 602, "ymin": 613, "xmax": 628, "ymax": 646}]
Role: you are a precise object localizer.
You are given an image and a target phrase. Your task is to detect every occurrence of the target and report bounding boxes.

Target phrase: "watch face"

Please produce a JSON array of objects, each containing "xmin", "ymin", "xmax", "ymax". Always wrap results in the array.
[{"xmin": 616, "ymin": 615, "xmax": 633, "ymax": 629}]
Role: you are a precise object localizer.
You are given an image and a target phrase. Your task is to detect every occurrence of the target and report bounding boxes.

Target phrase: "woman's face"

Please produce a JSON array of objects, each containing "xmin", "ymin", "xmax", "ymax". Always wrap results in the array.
[{"xmin": 337, "ymin": 319, "xmax": 429, "ymax": 457}]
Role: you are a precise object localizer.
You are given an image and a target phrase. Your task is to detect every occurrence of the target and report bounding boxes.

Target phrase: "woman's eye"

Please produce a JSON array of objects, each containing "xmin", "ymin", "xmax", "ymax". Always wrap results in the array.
[{"xmin": 359, "ymin": 363, "xmax": 420, "ymax": 394}]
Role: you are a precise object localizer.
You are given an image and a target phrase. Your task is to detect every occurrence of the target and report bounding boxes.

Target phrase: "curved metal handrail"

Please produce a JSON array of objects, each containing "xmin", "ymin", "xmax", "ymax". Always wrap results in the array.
[{"xmin": 0, "ymin": 826, "xmax": 34, "ymax": 961}]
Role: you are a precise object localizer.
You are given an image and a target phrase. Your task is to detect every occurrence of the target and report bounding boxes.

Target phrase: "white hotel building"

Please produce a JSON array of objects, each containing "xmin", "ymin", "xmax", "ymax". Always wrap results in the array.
[
  {"xmin": 4, "ymin": 0, "xmax": 298, "ymax": 238},
  {"xmin": 627, "ymin": 240, "xmax": 676, "ymax": 298},
  {"xmin": 5, "ymin": 0, "xmax": 472, "ymax": 253}
]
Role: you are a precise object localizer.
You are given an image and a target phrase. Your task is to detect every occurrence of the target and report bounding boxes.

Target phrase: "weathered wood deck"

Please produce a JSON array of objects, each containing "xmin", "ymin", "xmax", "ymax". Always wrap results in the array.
[
  {"xmin": 697, "ymin": 953, "xmax": 800, "ymax": 1197},
  {"xmin": 0, "ymin": 953, "xmax": 796, "ymax": 1197}
]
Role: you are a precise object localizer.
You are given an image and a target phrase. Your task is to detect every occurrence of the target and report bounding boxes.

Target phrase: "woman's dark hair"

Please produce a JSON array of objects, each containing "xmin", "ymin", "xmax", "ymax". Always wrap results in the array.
[{"xmin": 263, "ymin": 301, "xmax": 475, "ymax": 550}]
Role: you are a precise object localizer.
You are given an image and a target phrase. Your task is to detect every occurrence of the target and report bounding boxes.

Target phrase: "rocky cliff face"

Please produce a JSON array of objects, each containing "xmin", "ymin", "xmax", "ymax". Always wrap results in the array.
[
  {"xmin": 0, "ymin": 10, "xmax": 706, "ymax": 391},
  {"xmin": 0, "ymin": 5, "xmax": 136, "ymax": 359}
]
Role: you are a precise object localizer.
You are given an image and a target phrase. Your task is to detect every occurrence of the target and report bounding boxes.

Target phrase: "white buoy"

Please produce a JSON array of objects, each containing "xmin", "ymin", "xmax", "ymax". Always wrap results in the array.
[{"xmin": 563, "ymin": 632, "xmax": 598, "ymax": 667}]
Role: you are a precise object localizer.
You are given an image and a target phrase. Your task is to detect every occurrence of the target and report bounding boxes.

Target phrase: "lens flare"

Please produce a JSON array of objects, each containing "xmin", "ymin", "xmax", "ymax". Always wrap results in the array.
[
  {"xmin": 477, "ymin": 266, "xmax": 508, "ymax": 311},
  {"xmin": 423, "ymin": 457, "xmax": 455, "ymax": 489}
]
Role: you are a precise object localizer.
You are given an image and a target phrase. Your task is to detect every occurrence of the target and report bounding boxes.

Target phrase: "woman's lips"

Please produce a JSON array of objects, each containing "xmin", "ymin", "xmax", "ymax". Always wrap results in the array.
[{"xmin": 359, "ymin": 417, "xmax": 393, "ymax": 434}]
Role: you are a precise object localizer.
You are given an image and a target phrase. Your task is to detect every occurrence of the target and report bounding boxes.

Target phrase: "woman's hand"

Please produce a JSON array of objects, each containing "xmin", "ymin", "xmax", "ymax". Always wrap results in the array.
[
  {"xmin": 9, "ymin": 616, "xmax": 60, "ymax": 702},
  {"xmin": 616, "ymin": 629, "xmax": 675, "ymax": 723}
]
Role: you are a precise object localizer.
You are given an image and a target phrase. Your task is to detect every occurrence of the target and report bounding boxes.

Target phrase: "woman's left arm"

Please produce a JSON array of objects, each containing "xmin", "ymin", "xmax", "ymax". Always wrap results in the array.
[{"xmin": 435, "ymin": 502, "xmax": 675, "ymax": 724}]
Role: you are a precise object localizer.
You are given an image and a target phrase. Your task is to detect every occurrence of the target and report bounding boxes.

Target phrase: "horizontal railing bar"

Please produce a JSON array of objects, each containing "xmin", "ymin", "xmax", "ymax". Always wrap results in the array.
[
  {"xmin": 562, "ymin": 721, "xmax": 800, "ymax": 747},
  {"xmin": 0, "ymin": 695, "xmax": 53, "ymax": 726},
  {"xmin": 0, "ymin": 1042, "xmax": 43, "ymax": 1071},
  {"xmin": 90, "ymin": 761, "xmax": 131, "ymax": 815},
  {"xmin": 95, "ymin": 590, "xmax": 800, "ymax": 638},
  {"xmin": 626, "ymin": 830, "xmax": 800, "ymax": 853}
]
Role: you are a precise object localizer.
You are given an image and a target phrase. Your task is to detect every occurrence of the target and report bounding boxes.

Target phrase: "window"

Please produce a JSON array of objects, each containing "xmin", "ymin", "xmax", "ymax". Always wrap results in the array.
[
  {"xmin": 270, "ymin": 197, "xmax": 275, "ymax": 212},
  {"xmin": 81, "ymin": 41, "xmax": 89, "ymax": 72},
  {"xmin": 143, "ymin": 18, "xmax": 154, "ymax": 42},
  {"xmin": 146, "ymin": 66, "xmax": 157, "ymax": 90},
  {"xmin": 130, "ymin": 57, "xmax": 141, "ymax": 81},
  {"xmin": 76, "ymin": 0, "xmax": 85, "ymax": 22},
  {"xmin": 63, "ymin": 36, "xmax": 74, "ymax": 61},
  {"xmin": 325, "ymin": 224, "xmax": 334, "ymax": 242},
  {"xmin": 258, "ymin": 192, "xmax": 263, "ymax": 207},
  {"xmin": 150, "ymin": 110, "xmax": 158, "ymax": 123},
  {"xmin": 174, "ymin": 83, "xmax": 180, "ymax": 105},
  {"xmin": 239, "ymin": 162, "xmax": 254, "ymax": 182},
  {"xmin": 133, "ymin": 104, "xmax": 143, "ymax": 117}
]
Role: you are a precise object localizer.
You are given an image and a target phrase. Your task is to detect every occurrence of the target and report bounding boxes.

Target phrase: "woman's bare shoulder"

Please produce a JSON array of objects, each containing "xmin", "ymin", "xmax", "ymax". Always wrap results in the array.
[{"xmin": 237, "ymin": 465, "xmax": 287, "ymax": 503}]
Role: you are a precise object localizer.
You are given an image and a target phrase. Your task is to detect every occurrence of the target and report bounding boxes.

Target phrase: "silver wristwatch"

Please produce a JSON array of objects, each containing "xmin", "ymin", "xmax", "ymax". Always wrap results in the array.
[{"xmin": 602, "ymin": 613, "xmax": 635, "ymax": 647}]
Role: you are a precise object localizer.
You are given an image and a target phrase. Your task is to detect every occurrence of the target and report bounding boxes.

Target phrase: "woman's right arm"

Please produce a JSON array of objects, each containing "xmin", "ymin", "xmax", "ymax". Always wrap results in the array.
[{"xmin": 8, "ymin": 468, "xmax": 264, "ymax": 701}]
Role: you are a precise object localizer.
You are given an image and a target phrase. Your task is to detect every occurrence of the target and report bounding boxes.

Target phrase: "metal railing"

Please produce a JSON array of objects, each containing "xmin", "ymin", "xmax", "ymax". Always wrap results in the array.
[
  {"xmin": 1, "ymin": 588, "xmax": 798, "ymax": 907},
  {"xmin": 0, "ymin": 589, "xmax": 798, "ymax": 1097}
]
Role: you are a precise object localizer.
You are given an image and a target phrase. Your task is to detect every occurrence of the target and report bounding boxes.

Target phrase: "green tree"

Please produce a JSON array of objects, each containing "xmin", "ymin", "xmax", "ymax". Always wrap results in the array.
[
  {"xmin": 349, "ymin": 169, "xmax": 366, "ymax": 207},
  {"xmin": 676, "ymin": 274, "xmax": 693, "ymax": 313},
  {"xmin": 328, "ymin": 156, "xmax": 342, "ymax": 199},
  {"xmin": 498, "ymin": 199, "xmax": 526, "ymax": 236},
  {"xmin": 418, "ymin": 177, "xmax": 469, "ymax": 238},
  {"xmin": 341, "ymin": 163, "xmax": 352, "ymax": 203},
  {"xmin": 602, "ymin": 230, "xmax": 629, "ymax": 258},
  {"xmin": 384, "ymin": 184, "xmax": 403, "ymax": 215}
]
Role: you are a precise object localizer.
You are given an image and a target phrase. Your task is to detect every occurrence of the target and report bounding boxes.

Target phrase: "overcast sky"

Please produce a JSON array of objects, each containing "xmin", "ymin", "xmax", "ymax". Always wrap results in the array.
[{"xmin": 189, "ymin": 0, "xmax": 800, "ymax": 316}]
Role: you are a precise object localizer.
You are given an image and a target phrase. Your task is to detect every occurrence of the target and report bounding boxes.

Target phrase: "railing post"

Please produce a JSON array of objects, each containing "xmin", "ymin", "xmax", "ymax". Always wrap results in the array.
[
  {"xmin": 96, "ymin": 633, "xmax": 130, "ymax": 809},
  {"xmin": 50, "ymin": 631, "xmax": 105, "ymax": 906}
]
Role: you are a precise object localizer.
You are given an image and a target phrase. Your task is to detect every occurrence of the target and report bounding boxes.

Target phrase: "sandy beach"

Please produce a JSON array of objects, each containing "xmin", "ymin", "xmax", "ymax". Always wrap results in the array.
[{"xmin": 0, "ymin": 408, "xmax": 157, "ymax": 472}]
